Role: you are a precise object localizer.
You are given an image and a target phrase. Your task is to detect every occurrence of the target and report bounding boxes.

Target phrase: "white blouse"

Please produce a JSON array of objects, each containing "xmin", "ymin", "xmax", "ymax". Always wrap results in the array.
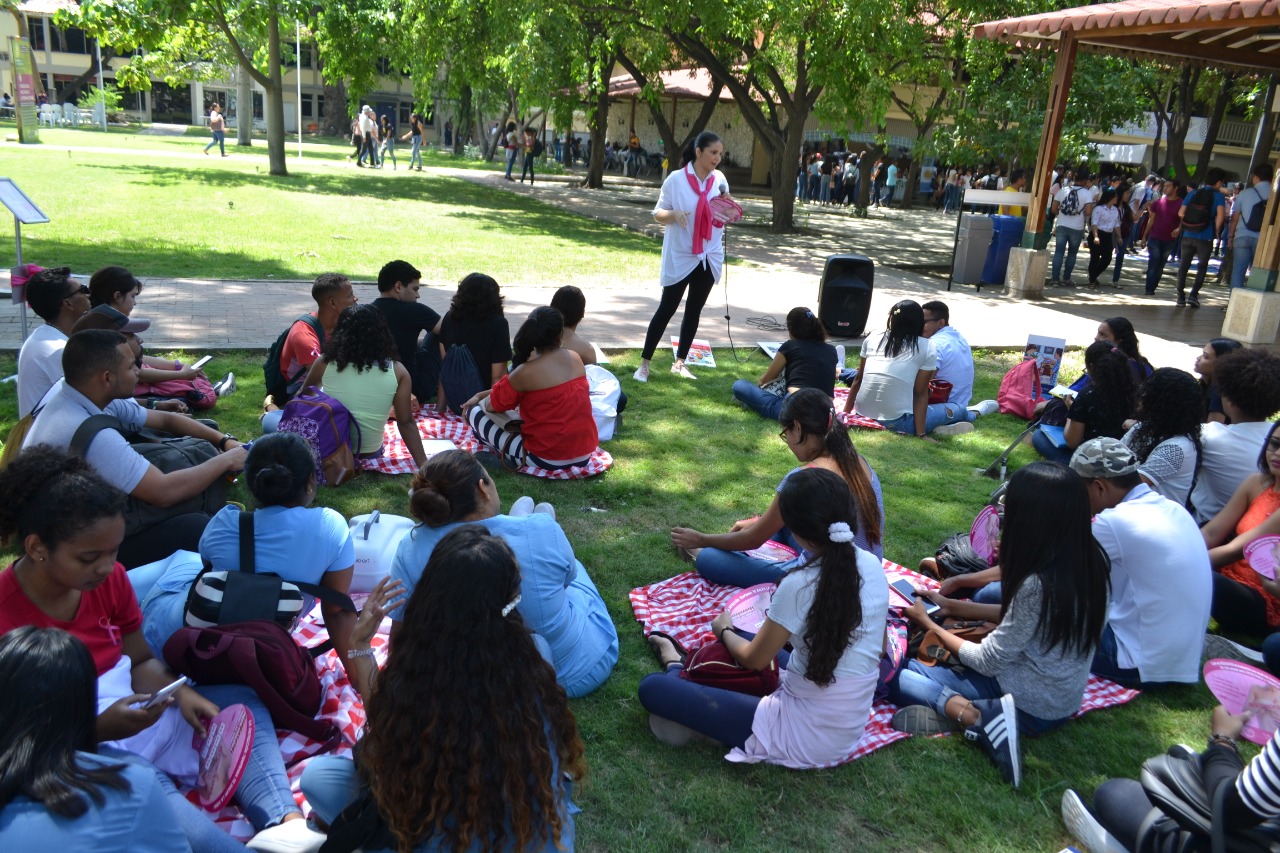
[{"xmin": 652, "ymin": 164, "xmax": 730, "ymax": 287}]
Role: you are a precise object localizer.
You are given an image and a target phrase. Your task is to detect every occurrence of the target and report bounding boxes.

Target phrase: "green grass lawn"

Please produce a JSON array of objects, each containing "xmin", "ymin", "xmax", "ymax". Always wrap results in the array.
[
  {"xmin": 0, "ymin": 134, "xmax": 632, "ymax": 286},
  {"xmin": 0, "ymin": 346, "xmax": 1230, "ymax": 853}
]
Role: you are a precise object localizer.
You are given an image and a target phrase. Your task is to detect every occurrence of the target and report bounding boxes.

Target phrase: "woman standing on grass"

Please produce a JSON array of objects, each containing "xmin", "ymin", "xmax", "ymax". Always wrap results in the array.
[
  {"xmin": 641, "ymin": 468, "xmax": 888, "ymax": 768},
  {"xmin": 634, "ymin": 131, "xmax": 735, "ymax": 383},
  {"xmin": 378, "ymin": 114, "xmax": 396, "ymax": 170},
  {"xmin": 889, "ymin": 461, "xmax": 1111, "ymax": 788},
  {"xmin": 674, "ymin": 388, "xmax": 883, "ymax": 588},
  {"xmin": 401, "ymin": 111, "xmax": 423, "ymax": 171}
]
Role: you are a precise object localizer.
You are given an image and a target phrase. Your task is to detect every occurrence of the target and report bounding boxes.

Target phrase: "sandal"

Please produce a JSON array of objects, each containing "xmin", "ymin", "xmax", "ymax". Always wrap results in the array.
[{"xmin": 646, "ymin": 630, "xmax": 687, "ymax": 664}]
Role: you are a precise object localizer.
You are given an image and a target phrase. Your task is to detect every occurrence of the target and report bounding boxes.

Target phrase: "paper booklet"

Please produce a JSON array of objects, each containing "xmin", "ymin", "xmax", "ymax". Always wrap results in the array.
[
  {"xmin": 672, "ymin": 337, "xmax": 716, "ymax": 367},
  {"xmin": 1024, "ymin": 335, "xmax": 1066, "ymax": 393}
]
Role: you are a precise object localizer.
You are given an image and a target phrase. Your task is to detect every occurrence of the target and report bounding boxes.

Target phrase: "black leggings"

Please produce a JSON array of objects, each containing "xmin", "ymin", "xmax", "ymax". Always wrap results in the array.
[
  {"xmin": 1088, "ymin": 232, "xmax": 1115, "ymax": 282},
  {"xmin": 1092, "ymin": 778, "xmax": 1153, "ymax": 851},
  {"xmin": 1212, "ymin": 572, "xmax": 1272, "ymax": 639},
  {"xmin": 641, "ymin": 262, "xmax": 716, "ymax": 361}
]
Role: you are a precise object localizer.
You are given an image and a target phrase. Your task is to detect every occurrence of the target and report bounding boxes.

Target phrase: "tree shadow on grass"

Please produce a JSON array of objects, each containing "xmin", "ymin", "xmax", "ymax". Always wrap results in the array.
[{"xmin": 14, "ymin": 236, "xmax": 305, "ymax": 281}]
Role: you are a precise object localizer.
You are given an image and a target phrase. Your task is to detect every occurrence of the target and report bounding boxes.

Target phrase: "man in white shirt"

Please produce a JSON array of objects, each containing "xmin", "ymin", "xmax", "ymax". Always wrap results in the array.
[
  {"xmin": 23, "ymin": 329, "xmax": 247, "ymax": 567},
  {"xmin": 1049, "ymin": 169, "xmax": 1097, "ymax": 287},
  {"xmin": 1191, "ymin": 348, "xmax": 1280, "ymax": 523},
  {"xmin": 1229, "ymin": 162, "xmax": 1273, "ymax": 289},
  {"xmin": 356, "ymin": 105, "xmax": 380, "ymax": 168},
  {"xmin": 1071, "ymin": 438, "xmax": 1211, "ymax": 687},
  {"xmin": 16, "ymin": 267, "xmax": 91, "ymax": 417}
]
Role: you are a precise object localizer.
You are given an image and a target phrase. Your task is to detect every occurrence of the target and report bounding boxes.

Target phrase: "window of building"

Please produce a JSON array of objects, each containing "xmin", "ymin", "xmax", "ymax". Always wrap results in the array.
[
  {"xmin": 375, "ymin": 57, "xmax": 392, "ymax": 75},
  {"xmin": 301, "ymin": 93, "xmax": 313, "ymax": 118}
]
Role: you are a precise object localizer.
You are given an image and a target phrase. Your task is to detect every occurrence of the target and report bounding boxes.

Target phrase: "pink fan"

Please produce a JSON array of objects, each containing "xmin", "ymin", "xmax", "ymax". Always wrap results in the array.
[
  {"xmin": 724, "ymin": 583, "xmax": 777, "ymax": 632},
  {"xmin": 709, "ymin": 195, "xmax": 743, "ymax": 226},
  {"xmin": 193, "ymin": 703, "xmax": 255, "ymax": 810},
  {"xmin": 1245, "ymin": 534, "xmax": 1280, "ymax": 581},
  {"xmin": 969, "ymin": 505, "xmax": 1000, "ymax": 565},
  {"xmin": 1204, "ymin": 658, "xmax": 1280, "ymax": 746}
]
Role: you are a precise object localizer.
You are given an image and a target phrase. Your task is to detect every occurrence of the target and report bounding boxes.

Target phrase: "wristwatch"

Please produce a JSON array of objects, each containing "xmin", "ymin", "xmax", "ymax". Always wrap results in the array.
[
  {"xmin": 217, "ymin": 433, "xmax": 236, "ymax": 451},
  {"xmin": 347, "ymin": 648, "xmax": 376, "ymax": 659}
]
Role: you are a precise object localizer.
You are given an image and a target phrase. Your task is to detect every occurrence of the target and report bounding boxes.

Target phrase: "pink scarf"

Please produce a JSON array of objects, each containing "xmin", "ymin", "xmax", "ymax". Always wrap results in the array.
[{"xmin": 684, "ymin": 165, "xmax": 719, "ymax": 255}]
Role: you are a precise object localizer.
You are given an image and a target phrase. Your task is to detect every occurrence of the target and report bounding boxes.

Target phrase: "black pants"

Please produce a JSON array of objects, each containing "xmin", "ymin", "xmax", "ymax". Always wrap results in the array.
[
  {"xmin": 1088, "ymin": 232, "xmax": 1115, "ymax": 282},
  {"xmin": 118, "ymin": 513, "xmax": 211, "ymax": 570},
  {"xmin": 1212, "ymin": 572, "xmax": 1271, "ymax": 639},
  {"xmin": 359, "ymin": 133, "xmax": 378, "ymax": 166},
  {"xmin": 521, "ymin": 152, "xmax": 535, "ymax": 183},
  {"xmin": 641, "ymin": 262, "xmax": 715, "ymax": 361},
  {"xmin": 411, "ymin": 333, "xmax": 442, "ymax": 403},
  {"xmin": 1093, "ymin": 778, "xmax": 1153, "ymax": 851}
]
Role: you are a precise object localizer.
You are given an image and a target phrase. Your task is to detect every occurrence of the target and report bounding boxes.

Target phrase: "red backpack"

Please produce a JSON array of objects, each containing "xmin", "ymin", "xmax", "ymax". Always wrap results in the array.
[
  {"xmin": 680, "ymin": 640, "xmax": 779, "ymax": 697},
  {"xmin": 996, "ymin": 358, "xmax": 1046, "ymax": 420},
  {"xmin": 163, "ymin": 620, "xmax": 339, "ymax": 745}
]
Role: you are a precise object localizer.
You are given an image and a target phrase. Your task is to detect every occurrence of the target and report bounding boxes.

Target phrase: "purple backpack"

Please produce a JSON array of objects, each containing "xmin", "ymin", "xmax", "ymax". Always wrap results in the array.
[{"xmin": 277, "ymin": 387, "xmax": 363, "ymax": 486}]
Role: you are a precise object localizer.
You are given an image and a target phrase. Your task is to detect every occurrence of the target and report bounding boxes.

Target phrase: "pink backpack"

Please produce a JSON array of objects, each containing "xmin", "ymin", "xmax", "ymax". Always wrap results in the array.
[{"xmin": 997, "ymin": 358, "xmax": 1045, "ymax": 420}]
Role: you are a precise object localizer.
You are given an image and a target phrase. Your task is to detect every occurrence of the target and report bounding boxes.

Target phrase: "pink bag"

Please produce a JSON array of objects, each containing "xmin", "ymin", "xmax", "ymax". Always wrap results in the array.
[
  {"xmin": 135, "ymin": 375, "xmax": 218, "ymax": 410},
  {"xmin": 996, "ymin": 359, "xmax": 1045, "ymax": 420}
]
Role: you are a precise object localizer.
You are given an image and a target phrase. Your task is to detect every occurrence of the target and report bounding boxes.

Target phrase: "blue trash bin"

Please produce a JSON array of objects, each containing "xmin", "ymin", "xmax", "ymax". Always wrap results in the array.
[{"xmin": 981, "ymin": 215, "xmax": 1027, "ymax": 285}]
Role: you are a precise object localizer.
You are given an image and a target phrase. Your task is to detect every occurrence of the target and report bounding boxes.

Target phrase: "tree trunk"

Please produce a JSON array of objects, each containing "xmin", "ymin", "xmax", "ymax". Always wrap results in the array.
[
  {"xmin": 1149, "ymin": 109, "xmax": 1163, "ymax": 176},
  {"xmin": 235, "ymin": 70, "xmax": 253, "ymax": 146},
  {"xmin": 768, "ymin": 122, "xmax": 804, "ymax": 232},
  {"xmin": 264, "ymin": 10, "xmax": 287, "ymax": 175},
  {"xmin": 62, "ymin": 44, "xmax": 116, "ymax": 103},
  {"xmin": 1167, "ymin": 67, "xmax": 1198, "ymax": 183},
  {"xmin": 1195, "ymin": 74, "xmax": 1235, "ymax": 178},
  {"xmin": 318, "ymin": 72, "xmax": 347, "ymax": 137},
  {"xmin": 585, "ymin": 52, "xmax": 612, "ymax": 190},
  {"xmin": 455, "ymin": 84, "xmax": 472, "ymax": 156}
]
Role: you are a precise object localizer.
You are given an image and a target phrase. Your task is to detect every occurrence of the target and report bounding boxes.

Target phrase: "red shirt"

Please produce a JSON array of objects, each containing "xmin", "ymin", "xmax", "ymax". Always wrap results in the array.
[
  {"xmin": 0, "ymin": 562, "xmax": 141, "ymax": 675},
  {"xmin": 489, "ymin": 373, "xmax": 597, "ymax": 461},
  {"xmin": 279, "ymin": 314, "xmax": 322, "ymax": 382},
  {"xmin": 1147, "ymin": 195, "xmax": 1183, "ymax": 242}
]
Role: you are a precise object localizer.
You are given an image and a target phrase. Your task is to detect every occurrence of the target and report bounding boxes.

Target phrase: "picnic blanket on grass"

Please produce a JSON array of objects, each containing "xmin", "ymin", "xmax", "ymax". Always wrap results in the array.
[
  {"xmin": 355, "ymin": 403, "xmax": 613, "ymax": 479},
  {"xmin": 833, "ymin": 387, "xmax": 887, "ymax": 432},
  {"xmin": 199, "ymin": 597, "xmax": 387, "ymax": 841},
  {"xmin": 629, "ymin": 560, "xmax": 1139, "ymax": 766}
]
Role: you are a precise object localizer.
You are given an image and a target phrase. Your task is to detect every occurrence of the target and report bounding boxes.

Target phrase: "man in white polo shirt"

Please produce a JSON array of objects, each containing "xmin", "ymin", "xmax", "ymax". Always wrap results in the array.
[{"xmin": 1071, "ymin": 438, "xmax": 1211, "ymax": 687}]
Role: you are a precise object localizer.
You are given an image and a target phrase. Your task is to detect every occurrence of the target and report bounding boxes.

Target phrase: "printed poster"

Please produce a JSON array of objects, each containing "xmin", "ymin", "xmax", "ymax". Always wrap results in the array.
[
  {"xmin": 1024, "ymin": 334, "xmax": 1066, "ymax": 392},
  {"xmin": 672, "ymin": 337, "xmax": 715, "ymax": 368}
]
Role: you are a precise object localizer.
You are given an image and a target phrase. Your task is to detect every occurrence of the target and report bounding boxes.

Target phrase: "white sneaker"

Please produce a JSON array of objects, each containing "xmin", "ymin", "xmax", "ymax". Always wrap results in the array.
[
  {"xmin": 510, "ymin": 496, "xmax": 535, "ymax": 517},
  {"xmin": 214, "ymin": 372, "xmax": 236, "ymax": 397},
  {"xmin": 533, "ymin": 501, "xmax": 556, "ymax": 521},
  {"xmin": 671, "ymin": 361, "xmax": 697, "ymax": 380},
  {"xmin": 1203, "ymin": 632, "xmax": 1264, "ymax": 665},
  {"xmin": 1061, "ymin": 790, "xmax": 1127, "ymax": 853},
  {"xmin": 247, "ymin": 819, "xmax": 327, "ymax": 853},
  {"xmin": 648, "ymin": 713, "xmax": 707, "ymax": 747},
  {"xmin": 633, "ymin": 364, "xmax": 650, "ymax": 383},
  {"xmin": 969, "ymin": 399, "xmax": 999, "ymax": 417},
  {"xmin": 933, "ymin": 421, "xmax": 975, "ymax": 437}
]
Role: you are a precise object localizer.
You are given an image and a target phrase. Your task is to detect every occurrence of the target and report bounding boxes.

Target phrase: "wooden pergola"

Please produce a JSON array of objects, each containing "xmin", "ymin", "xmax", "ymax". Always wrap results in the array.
[{"xmin": 974, "ymin": 0, "xmax": 1280, "ymax": 315}]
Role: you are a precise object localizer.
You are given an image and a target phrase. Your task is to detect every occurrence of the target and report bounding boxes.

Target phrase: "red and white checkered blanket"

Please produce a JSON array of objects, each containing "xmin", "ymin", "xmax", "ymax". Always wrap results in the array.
[
  {"xmin": 356, "ymin": 405, "xmax": 613, "ymax": 480},
  {"xmin": 833, "ymin": 388, "xmax": 887, "ymax": 431},
  {"xmin": 199, "ymin": 597, "xmax": 387, "ymax": 841},
  {"xmin": 628, "ymin": 561, "xmax": 1139, "ymax": 766}
]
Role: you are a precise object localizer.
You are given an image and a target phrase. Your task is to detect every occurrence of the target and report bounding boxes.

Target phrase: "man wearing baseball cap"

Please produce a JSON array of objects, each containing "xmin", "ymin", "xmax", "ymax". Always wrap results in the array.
[
  {"xmin": 1069, "ymin": 437, "xmax": 1211, "ymax": 687},
  {"xmin": 357, "ymin": 104, "xmax": 380, "ymax": 168}
]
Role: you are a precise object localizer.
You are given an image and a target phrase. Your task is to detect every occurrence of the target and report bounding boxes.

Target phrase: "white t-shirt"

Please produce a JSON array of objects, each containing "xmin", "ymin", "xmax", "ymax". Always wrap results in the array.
[
  {"xmin": 22, "ymin": 381, "xmax": 151, "ymax": 493},
  {"xmin": 653, "ymin": 163, "xmax": 729, "ymax": 287},
  {"xmin": 16, "ymin": 323, "xmax": 68, "ymax": 418},
  {"xmin": 358, "ymin": 112, "xmax": 376, "ymax": 134},
  {"xmin": 855, "ymin": 335, "xmax": 938, "ymax": 421},
  {"xmin": 766, "ymin": 549, "xmax": 889, "ymax": 680},
  {"xmin": 1092, "ymin": 484, "xmax": 1211, "ymax": 683},
  {"xmin": 1192, "ymin": 420, "xmax": 1274, "ymax": 523},
  {"xmin": 1122, "ymin": 427, "xmax": 1198, "ymax": 507},
  {"xmin": 1055, "ymin": 184, "xmax": 1096, "ymax": 231}
]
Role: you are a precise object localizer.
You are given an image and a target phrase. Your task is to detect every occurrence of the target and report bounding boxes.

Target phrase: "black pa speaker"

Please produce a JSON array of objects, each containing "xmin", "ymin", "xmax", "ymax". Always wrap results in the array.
[{"xmin": 818, "ymin": 254, "xmax": 874, "ymax": 338}]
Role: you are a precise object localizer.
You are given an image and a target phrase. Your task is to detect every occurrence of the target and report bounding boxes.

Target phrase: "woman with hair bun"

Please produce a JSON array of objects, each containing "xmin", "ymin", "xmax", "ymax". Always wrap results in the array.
[
  {"xmin": 732, "ymin": 306, "xmax": 837, "ymax": 420},
  {"xmin": 390, "ymin": 450, "xmax": 617, "ymax": 697},
  {"xmin": 674, "ymin": 388, "xmax": 884, "ymax": 588},
  {"xmin": 634, "ymin": 130, "xmax": 735, "ymax": 382},
  {"xmin": 640, "ymin": 468, "xmax": 888, "ymax": 768},
  {"xmin": 138, "ymin": 432, "xmax": 357, "ymax": 677},
  {"xmin": 302, "ymin": 525, "xmax": 586, "ymax": 853},
  {"xmin": 462, "ymin": 306, "xmax": 597, "ymax": 471}
]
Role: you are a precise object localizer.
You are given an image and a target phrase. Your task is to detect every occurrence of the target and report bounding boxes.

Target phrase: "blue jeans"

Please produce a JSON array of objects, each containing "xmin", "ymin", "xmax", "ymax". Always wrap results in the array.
[
  {"xmin": 379, "ymin": 137, "xmax": 396, "ymax": 168},
  {"xmin": 1089, "ymin": 624, "xmax": 1179, "ymax": 689},
  {"xmin": 504, "ymin": 147, "xmax": 516, "ymax": 178},
  {"xmin": 695, "ymin": 527, "xmax": 806, "ymax": 588},
  {"xmin": 204, "ymin": 130, "xmax": 225, "ymax": 155},
  {"xmin": 408, "ymin": 136, "xmax": 422, "ymax": 169},
  {"xmin": 877, "ymin": 403, "xmax": 976, "ymax": 436},
  {"xmin": 1231, "ymin": 235, "xmax": 1258, "ymax": 289},
  {"xmin": 889, "ymin": 660, "xmax": 1067, "ymax": 737},
  {"xmin": 1145, "ymin": 237, "xmax": 1175, "ymax": 293},
  {"xmin": 974, "ymin": 581, "xmax": 1003, "ymax": 605},
  {"xmin": 1051, "ymin": 226, "xmax": 1084, "ymax": 282},
  {"xmin": 732, "ymin": 380, "xmax": 787, "ymax": 421}
]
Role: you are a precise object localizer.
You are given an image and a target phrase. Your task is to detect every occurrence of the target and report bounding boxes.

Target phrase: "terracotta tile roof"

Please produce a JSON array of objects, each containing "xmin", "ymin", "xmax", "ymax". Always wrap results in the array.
[
  {"xmin": 608, "ymin": 68, "xmax": 737, "ymax": 102},
  {"xmin": 16, "ymin": 0, "xmax": 79, "ymax": 17}
]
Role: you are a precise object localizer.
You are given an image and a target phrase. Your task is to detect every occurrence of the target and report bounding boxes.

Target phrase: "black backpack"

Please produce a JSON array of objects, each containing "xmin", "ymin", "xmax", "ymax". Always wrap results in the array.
[
  {"xmin": 439, "ymin": 344, "xmax": 484, "ymax": 416},
  {"xmin": 262, "ymin": 315, "xmax": 325, "ymax": 404},
  {"xmin": 1182, "ymin": 187, "xmax": 1216, "ymax": 229},
  {"xmin": 1243, "ymin": 186, "xmax": 1268, "ymax": 232},
  {"xmin": 532, "ymin": 137, "xmax": 545, "ymax": 157},
  {"xmin": 70, "ymin": 415, "xmax": 225, "ymax": 536}
]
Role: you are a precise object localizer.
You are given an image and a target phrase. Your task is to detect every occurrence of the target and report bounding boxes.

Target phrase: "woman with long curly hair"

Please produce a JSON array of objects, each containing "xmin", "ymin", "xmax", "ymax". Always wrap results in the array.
[
  {"xmin": 437, "ymin": 272, "xmax": 511, "ymax": 406},
  {"xmin": 1033, "ymin": 340, "xmax": 1137, "ymax": 464},
  {"xmin": 673, "ymin": 388, "xmax": 884, "ymax": 588},
  {"xmin": 301, "ymin": 527, "xmax": 586, "ymax": 853},
  {"xmin": 843, "ymin": 300, "xmax": 947, "ymax": 439},
  {"xmin": 890, "ymin": 462, "xmax": 1111, "ymax": 788},
  {"xmin": 390, "ymin": 450, "xmax": 618, "ymax": 697},
  {"xmin": 640, "ymin": 468, "xmax": 889, "ymax": 769},
  {"xmin": 462, "ymin": 306, "xmax": 597, "ymax": 471},
  {"xmin": 301, "ymin": 304, "xmax": 426, "ymax": 468},
  {"xmin": 1121, "ymin": 368, "xmax": 1203, "ymax": 506}
]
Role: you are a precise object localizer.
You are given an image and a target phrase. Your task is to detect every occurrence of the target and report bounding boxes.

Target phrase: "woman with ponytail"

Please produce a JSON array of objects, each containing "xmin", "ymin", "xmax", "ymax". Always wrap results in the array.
[
  {"xmin": 302, "ymin": 526, "xmax": 587, "ymax": 853},
  {"xmin": 732, "ymin": 306, "xmax": 837, "ymax": 420},
  {"xmin": 640, "ymin": 468, "xmax": 889, "ymax": 768},
  {"xmin": 844, "ymin": 300, "xmax": 945, "ymax": 438},
  {"xmin": 390, "ymin": 450, "xmax": 618, "ymax": 697},
  {"xmin": 674, "ymin": 388, "xmax": 884, "ymax": 588},
  {"xmin": 634, "ymin": 131, "xmax": 736, "ymax": 382},
  {"xmin": 889, "ymin": 462, "xmax": 1110, "ymax": 788},
  {"xmin": 462, "ymin": 306, "xmax": 597, "ymax": 472}
]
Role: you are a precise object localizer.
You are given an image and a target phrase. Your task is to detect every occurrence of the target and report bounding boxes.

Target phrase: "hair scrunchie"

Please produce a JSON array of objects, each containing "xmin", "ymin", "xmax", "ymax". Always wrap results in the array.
[
  {"xmin": 501, "ymin": 593, "xmax": 523, "ymax": 618},
  {"xmin": 828, "ymin": 521, "xmax": 854, "ymax": 543}
]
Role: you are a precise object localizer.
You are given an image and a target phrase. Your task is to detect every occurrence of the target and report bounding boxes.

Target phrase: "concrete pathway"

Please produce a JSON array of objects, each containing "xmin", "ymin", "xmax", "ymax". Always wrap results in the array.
[{"xmin": 0, "ymin": 147, "xmax": 1234, "ymax": 373}]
